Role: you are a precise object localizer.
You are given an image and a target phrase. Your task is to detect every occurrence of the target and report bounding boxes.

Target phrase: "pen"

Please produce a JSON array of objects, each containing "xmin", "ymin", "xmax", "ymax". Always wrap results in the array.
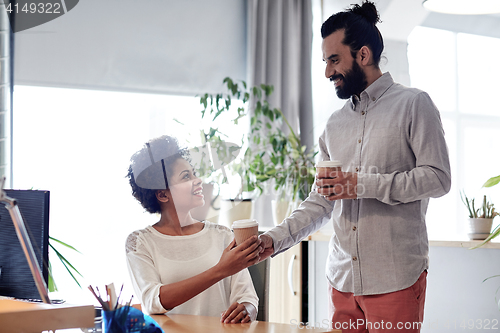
[
  {"xmin": 88, "ymin": 285, "xmax": 109, "ymax": 311},
  {"xmin": 114, "ymin": 283, "xmax": 124, "ymax": 310}
]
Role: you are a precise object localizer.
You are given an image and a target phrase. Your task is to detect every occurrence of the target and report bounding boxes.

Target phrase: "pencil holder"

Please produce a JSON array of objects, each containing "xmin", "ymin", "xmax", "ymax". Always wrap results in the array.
[{"xmin": 102, "ymin": 306, "xmax": 163, "ymax": 333}]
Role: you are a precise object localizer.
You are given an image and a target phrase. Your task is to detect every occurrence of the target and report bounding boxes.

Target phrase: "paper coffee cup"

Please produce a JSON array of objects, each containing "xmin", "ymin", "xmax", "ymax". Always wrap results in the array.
[
  {"xmin": 232, "ymin": 219, "xmax": 259, "ymax": 246},
  {"xmin": 315, "ymin": 160, "xmax": 342, "ymax": 178}
]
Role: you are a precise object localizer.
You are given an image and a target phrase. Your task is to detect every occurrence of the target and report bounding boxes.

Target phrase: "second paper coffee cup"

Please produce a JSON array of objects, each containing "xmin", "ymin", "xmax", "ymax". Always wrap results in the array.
[
  {"xmin": 315, "ymin": 160, "xmax": 342, "ymax": 178},
  {"xmin": 232, "ymin": 219, "xmax": 259, "ymax": 246}
]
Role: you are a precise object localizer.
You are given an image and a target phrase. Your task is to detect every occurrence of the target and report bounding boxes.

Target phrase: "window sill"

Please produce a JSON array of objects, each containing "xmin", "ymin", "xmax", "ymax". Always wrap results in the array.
[
  {"xmin": 428, "ymin": 239, "xmax": 500, "ymax": 249},
  {"xmin": 306, "ymin": 231, "xmax": 500, "ymax": 249}
]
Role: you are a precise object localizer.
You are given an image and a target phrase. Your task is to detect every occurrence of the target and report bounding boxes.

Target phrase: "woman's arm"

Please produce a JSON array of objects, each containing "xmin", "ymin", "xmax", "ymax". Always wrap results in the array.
[{"xmin": 158, "ymin": 237, "xmax": 261, "ymax": 310}]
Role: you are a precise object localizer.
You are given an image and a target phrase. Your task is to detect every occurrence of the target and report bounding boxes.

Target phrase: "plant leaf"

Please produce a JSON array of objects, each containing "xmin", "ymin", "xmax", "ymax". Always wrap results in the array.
[
  {"xmin": 49, "ymin": 241, "xmax": 83, "ymax": 289},
  {"xmin": 482, "ymin": 274, "xmax": 500, "ymax": 283},
  {"xmin": 483, "ymin": 175, "xmax": 500, "ymax": 188},
  {"xmin": 469, "ymin": 223, "xmax": 500, "ymax": 249},
  {"xmin": 48, "ymin": 260, "xmax": 57, "ymax": 292},
  {"xmin": 49, "ymin": 236, "xmax": 81, "ymax": 253}
]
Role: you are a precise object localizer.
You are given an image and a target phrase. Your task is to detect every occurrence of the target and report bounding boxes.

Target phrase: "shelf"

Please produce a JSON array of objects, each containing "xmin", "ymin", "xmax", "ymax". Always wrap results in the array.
[{"xmin": 307, "ymin": 231, "xmax": 500, "ymax": 249}]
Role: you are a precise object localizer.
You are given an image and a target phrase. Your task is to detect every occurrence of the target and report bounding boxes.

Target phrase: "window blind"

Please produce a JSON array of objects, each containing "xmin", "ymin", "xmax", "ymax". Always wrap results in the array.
[{"xmin": 13, "ymin": 0, "xmax": 247, "ymax": 96}]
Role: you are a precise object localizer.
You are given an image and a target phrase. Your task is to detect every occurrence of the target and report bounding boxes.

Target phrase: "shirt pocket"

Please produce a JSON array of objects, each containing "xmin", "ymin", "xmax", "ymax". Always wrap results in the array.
[{"xmin": 364, "ymin": 126, "xmax": 402, "ymax": 173}]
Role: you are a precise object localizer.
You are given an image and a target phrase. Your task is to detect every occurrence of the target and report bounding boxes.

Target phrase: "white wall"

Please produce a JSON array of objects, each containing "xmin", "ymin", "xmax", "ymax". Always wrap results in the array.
[
  {"xmin": 423, "ymin": 246, "xmax": 500, "ymax": 332},
  {"xmin": 309, "ymin": 241, "xmax": 500, "ymax": 329}
]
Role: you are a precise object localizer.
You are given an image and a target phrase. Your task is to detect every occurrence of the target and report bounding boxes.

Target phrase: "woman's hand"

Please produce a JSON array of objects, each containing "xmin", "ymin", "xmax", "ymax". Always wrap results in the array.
[
  {"xmin": 221, "ymin": 302, "xmax": 253, "ymax": 323},
  {"xmin": 216, "ymin": 236, "xmax": 261, "ymax": 278}
]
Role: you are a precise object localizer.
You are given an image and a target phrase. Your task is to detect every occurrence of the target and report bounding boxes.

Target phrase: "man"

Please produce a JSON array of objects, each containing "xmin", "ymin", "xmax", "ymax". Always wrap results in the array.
[{"xmin": 257, "ymin": 1, "xmax": 451, "ymax": 332}]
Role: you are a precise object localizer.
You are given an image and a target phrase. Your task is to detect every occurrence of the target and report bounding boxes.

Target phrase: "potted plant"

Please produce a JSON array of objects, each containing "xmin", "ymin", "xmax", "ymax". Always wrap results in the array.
[
  {"xmin": 461, "ymin": 192, "xmax": 499, "ymax": 240},
  {"xmin": 195, "ymin": 78, "xmax": 261, "ymax": 226},
  {"xmin": 198, "ymin": 78, "xmax": 318, "ymax": 226},
  {"xmin": 245, "ymin": 87, "xmax": 317, "ymax": 225}
]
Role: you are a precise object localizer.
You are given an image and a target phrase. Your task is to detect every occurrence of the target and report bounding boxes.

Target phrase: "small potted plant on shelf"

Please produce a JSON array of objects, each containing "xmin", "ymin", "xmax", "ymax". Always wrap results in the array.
[{"xmin": 460, "ymin": 191, "xmax": 499, "ymax": 241}]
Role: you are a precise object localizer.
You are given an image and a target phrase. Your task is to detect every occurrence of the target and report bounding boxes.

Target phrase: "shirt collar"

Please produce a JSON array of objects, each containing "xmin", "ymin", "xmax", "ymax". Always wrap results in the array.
[{"xmin": 350, "ymin": 72, "xmax": 394, "ymax": 109}]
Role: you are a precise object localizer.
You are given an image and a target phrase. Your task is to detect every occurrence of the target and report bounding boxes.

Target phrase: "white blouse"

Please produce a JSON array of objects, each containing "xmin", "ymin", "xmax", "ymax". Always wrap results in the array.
[{"xmin": 125, "ymin": 222, "xmax": 258, "ymax": 317}]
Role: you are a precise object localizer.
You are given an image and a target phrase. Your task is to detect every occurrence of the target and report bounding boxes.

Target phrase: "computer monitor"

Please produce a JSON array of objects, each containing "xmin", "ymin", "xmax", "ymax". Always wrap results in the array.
[{"xmin": 0, "ymin": 189, "xmax": 50, "ymax": 300}]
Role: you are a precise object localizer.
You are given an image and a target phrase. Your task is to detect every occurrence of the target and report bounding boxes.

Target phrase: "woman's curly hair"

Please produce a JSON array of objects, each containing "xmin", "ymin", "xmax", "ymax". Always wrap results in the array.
[{"xmin": 127, "ymin": 135, "xmax": 190, "ymax": 214}]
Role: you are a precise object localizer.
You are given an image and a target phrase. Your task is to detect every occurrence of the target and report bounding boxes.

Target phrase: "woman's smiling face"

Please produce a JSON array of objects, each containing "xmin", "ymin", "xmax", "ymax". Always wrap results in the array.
[{"xmin": 167, "ymin": 157, "xmax": 205, "ymax": 213}]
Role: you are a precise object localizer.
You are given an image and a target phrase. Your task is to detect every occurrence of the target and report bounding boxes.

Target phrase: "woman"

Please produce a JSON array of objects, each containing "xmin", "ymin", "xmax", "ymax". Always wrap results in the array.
[{"xmin": 125, "ymin": 135, "xmax": 260, "ymax": 323}]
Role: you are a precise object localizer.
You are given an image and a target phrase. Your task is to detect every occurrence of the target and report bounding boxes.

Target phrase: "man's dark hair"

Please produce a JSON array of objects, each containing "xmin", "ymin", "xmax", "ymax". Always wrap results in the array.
[
  {"xmin": 321, "ymin": 1, "xmax": 383, "ymax": 67},
  {"xmin": 127, "ymin": 135, "xmax": 189, "ymax": 214}
]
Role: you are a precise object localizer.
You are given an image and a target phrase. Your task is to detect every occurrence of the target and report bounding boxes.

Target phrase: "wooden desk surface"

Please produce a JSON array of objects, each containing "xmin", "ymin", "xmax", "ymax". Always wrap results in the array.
[
  {"xmin": 151, "ymin": 314, "xmax": 341, "ymax": 333},
  {"xmin": 0, "ymin": 299, "xmax": 94, "ymax": 332}
]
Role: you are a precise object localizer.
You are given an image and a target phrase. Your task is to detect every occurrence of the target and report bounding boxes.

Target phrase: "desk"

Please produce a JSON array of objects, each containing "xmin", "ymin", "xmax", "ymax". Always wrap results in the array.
[
  {"xmin": 0, "ymin": 299, "xmax": 94, "ymax": 332},
  {"xmin": 150, "ymin": 314, "xmax": 341, "ymax": 333}
]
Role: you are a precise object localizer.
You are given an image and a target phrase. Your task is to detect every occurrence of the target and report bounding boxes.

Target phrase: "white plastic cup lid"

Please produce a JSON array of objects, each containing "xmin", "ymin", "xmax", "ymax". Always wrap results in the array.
[
  {"xmin": 232, "ymin": 219, "xmax": 258, "ymax": 228},
  {"xmin": 315, "ymin": 160, "xmax": 342, "ymax": 168}
]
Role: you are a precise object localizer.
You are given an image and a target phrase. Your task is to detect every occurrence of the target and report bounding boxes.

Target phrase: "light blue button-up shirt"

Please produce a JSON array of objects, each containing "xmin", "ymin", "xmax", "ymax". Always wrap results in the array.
[{"xmin": 265, "ymin": 72, "xmax": 451, "ymax": 296}]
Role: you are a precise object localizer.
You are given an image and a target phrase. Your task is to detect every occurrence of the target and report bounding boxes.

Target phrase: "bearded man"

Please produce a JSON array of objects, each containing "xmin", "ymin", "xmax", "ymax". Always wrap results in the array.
[{"xmin": 256, "ymin": 1, "xmax": 451, "ymax": 332}]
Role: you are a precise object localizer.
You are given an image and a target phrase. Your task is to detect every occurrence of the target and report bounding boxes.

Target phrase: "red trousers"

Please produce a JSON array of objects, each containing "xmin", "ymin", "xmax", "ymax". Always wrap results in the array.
[{"xmin": 328, "ymin": 271, "xmax": 427, "ymax": 332}]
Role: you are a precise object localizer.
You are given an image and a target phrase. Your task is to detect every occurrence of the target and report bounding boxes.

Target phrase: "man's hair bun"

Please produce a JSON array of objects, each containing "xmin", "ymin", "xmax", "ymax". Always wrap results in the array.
[
  {"xmin": 350, "ymin": 1, "xmax": 380, "ymax": 25},
  {"xmin": 320, "ymin": 0, "xmax": 384, "ymax": 68}
]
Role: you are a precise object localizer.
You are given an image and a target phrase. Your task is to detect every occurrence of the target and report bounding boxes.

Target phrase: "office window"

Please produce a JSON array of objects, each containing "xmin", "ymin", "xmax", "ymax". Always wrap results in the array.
[
  {"xmin": 408, "ymin": 27, "xmax": 500, "ymax": 240},
  {"xmin": 12, "ymin": 86, "xmax": 231, "ymax": 302}
]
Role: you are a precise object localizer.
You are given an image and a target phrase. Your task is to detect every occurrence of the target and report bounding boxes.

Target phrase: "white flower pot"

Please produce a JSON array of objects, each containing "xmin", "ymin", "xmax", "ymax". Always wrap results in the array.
[
  {"xmin": 217, "ymin": 199, "xmax": 253, "ymax": 228},
  {"xmin": 271, "ymin": 200, "xmax": 300, "ymax": 226},
  {"xmin": 467, "ymin": 218, "xmax": 494, "ymax": 240}
]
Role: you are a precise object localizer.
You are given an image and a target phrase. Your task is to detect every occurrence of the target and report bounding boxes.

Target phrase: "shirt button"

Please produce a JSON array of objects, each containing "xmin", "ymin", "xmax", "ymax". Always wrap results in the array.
[
  {"xmin": 355, "ymin": 167, "xmax": 359, "ymax": 172},
  {"xmin": 361, "ymin": 111, "xmax": 365, "ymax": 116},
  {"xmin": 352, "ymin": 226, "xmax": 357, "ymax": 231},
  {"xmin": 372, "ymin": 97, "xmax": 376, "ymax": 101},
  {"xmin": 352, "ymin": 256, "xmax": 358, "ymax": 261},
  {"xmin": 358, "ymin": 139, "xmax": 362, "ymax": 143}
]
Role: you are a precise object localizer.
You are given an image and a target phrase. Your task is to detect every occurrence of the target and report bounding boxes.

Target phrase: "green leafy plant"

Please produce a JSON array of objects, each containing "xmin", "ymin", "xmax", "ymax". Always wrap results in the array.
[
  {"xmin": 246, "ymin": 88, "xmax": 317, "ymax": 202},
  {"xmin": 199, "ymin": 77, "xmax": 317, "ymax": 202},
  {"xmin": 48, "ymin": 236, "xmax": 83, "ymax": 292},
  {"xmin": 199, "ymin": 78, "xmax": 264, "ymax": 197}
]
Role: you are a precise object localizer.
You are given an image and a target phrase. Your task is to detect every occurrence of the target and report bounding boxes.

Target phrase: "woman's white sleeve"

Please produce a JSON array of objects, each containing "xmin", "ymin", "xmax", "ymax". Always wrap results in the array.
[{"xmin": 125, "ymin": 231, "xmax": 166, "ymax": 315}]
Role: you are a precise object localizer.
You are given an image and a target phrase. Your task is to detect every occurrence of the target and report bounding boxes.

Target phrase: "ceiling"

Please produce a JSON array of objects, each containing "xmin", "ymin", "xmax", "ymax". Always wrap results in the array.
[{"xmin": 322, "ymin": 0, "xmax": 500, "ymax": 41}]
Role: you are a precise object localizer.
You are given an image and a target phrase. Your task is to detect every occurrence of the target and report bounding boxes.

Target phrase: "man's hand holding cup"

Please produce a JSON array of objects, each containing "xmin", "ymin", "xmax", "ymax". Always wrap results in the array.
[{"xmin": 315, "ymin": 161, "xmax": 357, "ymax": 200}]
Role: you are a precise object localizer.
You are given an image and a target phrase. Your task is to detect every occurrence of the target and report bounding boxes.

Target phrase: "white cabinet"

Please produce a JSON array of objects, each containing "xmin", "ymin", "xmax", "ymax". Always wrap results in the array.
[{"xmin": 268, "ymin": 242, "xmax": 303, "ymax": 324}]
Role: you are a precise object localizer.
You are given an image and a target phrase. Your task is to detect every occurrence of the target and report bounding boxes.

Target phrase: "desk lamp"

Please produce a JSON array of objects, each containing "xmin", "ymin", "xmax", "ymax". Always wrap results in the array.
[{"xmin": 0, "ymin": 177, "xmax": 51, "ymax": 304}]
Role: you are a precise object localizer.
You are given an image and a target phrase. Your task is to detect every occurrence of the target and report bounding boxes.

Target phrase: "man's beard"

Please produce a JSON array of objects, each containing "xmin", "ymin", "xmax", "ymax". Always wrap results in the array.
[{"xmin": 332, "ymin": 60, "xmax": 368, "ymax": 99}]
